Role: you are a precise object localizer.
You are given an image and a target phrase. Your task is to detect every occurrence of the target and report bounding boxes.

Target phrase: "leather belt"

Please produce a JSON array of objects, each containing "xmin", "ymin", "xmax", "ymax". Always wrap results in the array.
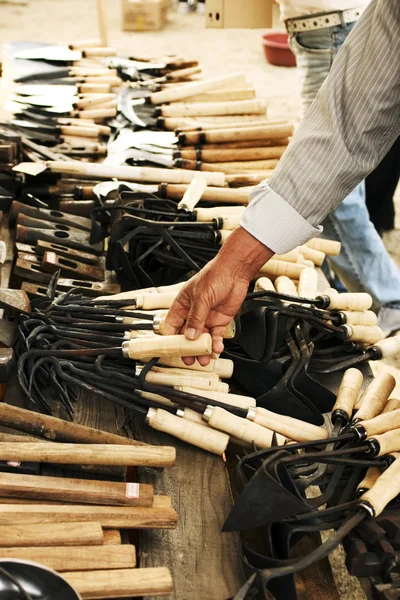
[{"xmin": 285, "ymin": 7, "xmax": 365, "ymax": 34}]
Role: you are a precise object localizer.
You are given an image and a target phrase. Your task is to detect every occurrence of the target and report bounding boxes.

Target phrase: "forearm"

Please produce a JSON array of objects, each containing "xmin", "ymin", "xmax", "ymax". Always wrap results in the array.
[
  {"xmin": 216, "ymin": 226, "xmax": 273, "ymax": 279},
  {"xmin": 242, "ymin": 0, "xmax": 400, "ymax": 254}
]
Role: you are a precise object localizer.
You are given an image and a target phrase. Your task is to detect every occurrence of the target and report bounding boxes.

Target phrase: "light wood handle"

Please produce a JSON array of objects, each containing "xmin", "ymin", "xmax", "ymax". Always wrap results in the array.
[
  {"xmin": 342, "ymin": 310, "xmax": 378, "ymax": 326},
  {"xmin": 149, "ymin": 363, "xmax": 219, "ymax": 382},
  {"xmin": 179, "ymin": 123, "xmax": 293, "ymax": 145},
  {"xmin": 0, "ymin": 544, "xmax": 135, "ymax": 572},
  {"xmin": 307, "ymin": 238, "xmax": 341, "ymax": 255},
  {"xmin": 47, "ymin": 161, "xmax": 226, "ymax": 187},
  {"xmin": 360, "ymin": 457, "xmax": 400, "ymax": 515},
  {"xmin": 123, "ymin": 333, "xmax": 212, "ymax": 361},
  {"xmin": 325, "ymin": 292, "xmax": 373, "ymax": 311},
  {"xmin": 74, "ymin": 94, "xmax": 115, "ymax": 108},
  {"xmin": 374, "ymin": 336, "xmax": 400, "ymax": 358},
  {"xmin": 60, "ymin": 126, "xmax": 99, "ymax": 138},
  {"xmin": 382, "ymin": 398, "xmax": 400, "ymax": 413},
  {"xmin": 81, "ymin": 47, "xmax": 116, "ymax": 57},
  {"xmin": 79, "ymin": 83, "xmax": 110, "ymax": 93},
  {"xmin": 150, "ymin": 72, "xmax": 246, "ymax": 104},
  {"xmin": 164, "ymin": 183, "xmax": 250, "ymax": 204},
  {"xmin": 250, "ymin": 407, "xmax": 328, "ymax": 442},
  {"xmin": 135, "ymin": 292, "xmax": 177, "ymax": 310},
  {"xmin": 69, "ymin": 38, "xmax": 103, "ymax": 49},
  {"xmin": 219, "ymin": 215, "xmax": 240, "ymax": 230},
  {"xmin": 77, "ymin": 107, "xmax": 117, "ymax": 119},
  {"xmin": 161, "ymin": 99, "xmax": 267, "ymax": 117},
  {"xmin": 152, "ymin": 356, "xmax": 234, "ymax": 379},
  {"xmin": 274, "ymin": 276, "xmax": 297, "ymax": 296},
  {"xmin": 177, "ymin": 175, "xmax": 207, "ymax": 211},
  {"xmin": 254, "ymin": 277, "xmax": 275, "ymax": 292},
  {"xmin": 0, "ymin": 402, "xmax": 146, "ymax": 446},
  {"xmin": 144, "ymin": 370, "xmax": 223, "ymax": 392},
  {"xmin": 297, "ymin": 245, "xmax": 325, "ymax": 266},
  {"xmin": 176, "ymin": 386, "xmax": 255, "ymax": 408},
  {"xmin": 96, "ymin": 281, "xmax": 185, "ymax": 302},
  {"xmin": 370, "ymin": 430, "xmax": 400, "ymax": 456},
  {"xmin": 273, "ymin": 249, "xmax": 300, "ymax": 263},
  {"xmin": 357, "ymin": 467, "xmax": 381, "ymax": 493},
  {"xmin": 0, "ymin": 472, "xmax": 153, "ymax": 507},
  {"xmin": 180, "ymin": 146, "xmax": 286, "ymax": 162},
  {"xmin": 195, "ymin": 206, "xmax": 245, "ymax": 220},
  {"xmin": 0, "ymin": 442, "xmax": 176, "ymax": 467},
  {"xmin": 205, "ymin": 406, "xmax": 285, "ymax": 448},
  {"xmin": 103, "ymin": 530, "xmax": 122, "ymax": 544},
  {"xmin": 297, "ymin": 267, "xmax": 318, "ymax": 298},
  {"xmin": 346, "ymin": 325, "xmax": 384, "ymax": 344},
  {"xmin": 64, "ymin": 567, "xmax": 173, "ymax": 599},
  {"xmin": 355, "ymin": 373, "xmax": 396, "ymax": 421},
  {"xmin": 147, "ymin": 408, "xmax": 228, "ymax": 455},
  {"xmin": 359, "ymin": 409, "xmax": 400, "ymax": 437},
  {"xmin": 0, "ymin": 504, "xmax": 177, "ymax": 529},
  {"xmin": 0, "ymin": 521, "xmax": 104, "ymax": 547},
  {"xmin": 332, "ymin": 368, "xmax": 363, "ymax": 417},
  {"xmin": 187, "ymin": 88, "xmax": 256, "ymax": 102},
  {"xmin": 259, "ymin": 259, "xmax": 306, "ymax": 279}
]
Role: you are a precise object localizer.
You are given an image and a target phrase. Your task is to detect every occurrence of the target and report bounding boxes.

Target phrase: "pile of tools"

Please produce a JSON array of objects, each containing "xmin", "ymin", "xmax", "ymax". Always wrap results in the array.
[
  {"xmin": 0, "ymin": 403, "xmax": 175, "ymax": 598},
  {"xmin": 224, "ymin": 369, "xmax": 400, "ymax": 600}
]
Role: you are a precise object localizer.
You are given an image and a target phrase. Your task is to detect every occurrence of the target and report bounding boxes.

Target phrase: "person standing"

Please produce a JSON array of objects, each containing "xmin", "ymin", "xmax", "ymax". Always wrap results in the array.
[{"xmin": 280, "ymin": 0, "xmax": 400, "ymax": 333}]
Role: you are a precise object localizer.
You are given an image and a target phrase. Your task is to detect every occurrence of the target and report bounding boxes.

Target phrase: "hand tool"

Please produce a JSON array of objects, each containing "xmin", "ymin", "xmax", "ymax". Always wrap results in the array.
[
  {"xmin": 13, "ymin": 45, "xmax": 117, "ymax": 62},
  {"xmin": 177, "ymin": 123, "xmax": 294, "ymax": 145},
  {"xmin": 0, "ymin": 521, "xmax": 104, "ymax": 547}
]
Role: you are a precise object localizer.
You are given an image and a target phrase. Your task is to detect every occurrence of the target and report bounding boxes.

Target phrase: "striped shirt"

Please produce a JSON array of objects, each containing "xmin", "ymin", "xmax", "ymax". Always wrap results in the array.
[{"xmin": 241, "ymin": 0, "xmax": 400, "ymax": 255}]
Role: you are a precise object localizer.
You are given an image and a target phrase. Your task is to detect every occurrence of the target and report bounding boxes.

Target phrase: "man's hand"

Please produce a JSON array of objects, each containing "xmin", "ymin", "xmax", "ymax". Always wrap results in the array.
[{"xmin": 163, "ymin": 227, "xmax": 274, "ymax": 364}]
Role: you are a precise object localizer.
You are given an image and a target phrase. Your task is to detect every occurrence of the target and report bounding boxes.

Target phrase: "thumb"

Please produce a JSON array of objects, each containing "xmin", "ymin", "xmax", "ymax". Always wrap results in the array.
[{"xmin": 184, "ymin": 296, "xmax": 211, "ymax": 340}]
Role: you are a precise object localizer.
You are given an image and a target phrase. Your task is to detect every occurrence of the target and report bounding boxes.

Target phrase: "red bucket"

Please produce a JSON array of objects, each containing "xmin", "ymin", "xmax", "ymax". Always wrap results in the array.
[{"xmin": 262, "ymin": 31, "xmax": 296, "ymax": 67}]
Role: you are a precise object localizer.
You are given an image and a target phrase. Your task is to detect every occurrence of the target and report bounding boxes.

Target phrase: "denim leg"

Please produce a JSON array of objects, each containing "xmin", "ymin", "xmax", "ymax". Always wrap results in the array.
[{"xmin": 290, "ymin": 26, "xmax": 400, "ymax": 315}]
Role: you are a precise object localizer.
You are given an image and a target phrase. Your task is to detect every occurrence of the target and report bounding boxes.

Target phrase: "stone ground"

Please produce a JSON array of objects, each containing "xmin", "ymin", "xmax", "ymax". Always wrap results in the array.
[{"xmin": 1, "ymin": 1, "xmax": 400, "ymax": 597}]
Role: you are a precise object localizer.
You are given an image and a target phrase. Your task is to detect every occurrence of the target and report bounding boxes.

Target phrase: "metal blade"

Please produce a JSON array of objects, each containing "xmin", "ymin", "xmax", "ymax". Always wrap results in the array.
[
  {"xmin": 12, "ymin": 162, "xmax": 48, "ymax": 176},
  {"xmin": 13, "ymin": 46, "xmax": 81, "ymax": 62},
  {"xmin": 15, "ymin": 85, "xmax": 77, "ymax": 96},
  {"xmin": 93, "ymin": 181, "xmax": 159, "ymax": 200}
]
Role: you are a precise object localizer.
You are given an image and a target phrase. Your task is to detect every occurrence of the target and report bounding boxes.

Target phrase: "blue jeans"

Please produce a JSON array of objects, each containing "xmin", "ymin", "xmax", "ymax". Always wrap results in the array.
[{"xmin": 290, "ymin": 25, "xmax": 400, "ymax": 309}]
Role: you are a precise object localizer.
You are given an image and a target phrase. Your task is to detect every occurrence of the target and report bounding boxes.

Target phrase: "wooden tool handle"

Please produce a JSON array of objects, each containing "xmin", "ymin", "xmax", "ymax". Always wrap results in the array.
[
  {"xmin": 297, "ymin": 267, "xmax": 318, "ymax": 298},
  {"xmin": 194, "ymin": 206, "xmax": 245, "ymax": 220},
  {"xmin": 359, "ymin": 409, "xmax": 400, "ymax": 437},
  {"xmin": 64, "ymin": 567, "xmax": 173, "ymax": 598},
  {"xmin": 75, "ymin": 94, "xmax": 115, "ymax": 108},
  {"xmin": 147, "ymin": 408, "xmax": 228, "ymax": 455},
  {"xmin": 382, "ymin": 398, "xmax": 400, "ymax": 413},
  {"xmin": 325, "ymin": 292, "xmax": 373, "ymax": 311},
  {"xmin": 205, "ymin": 406, "xmax": 285, "ymax": 448},
  {"xmin": 250, "ymin": 407, "xmax": 328, "ymax": 442},
  {"xmin": 307, "ymin": 238, "xmax": 341, "ymax": 256},
  {"xmin": 332, "ymin": 368, "xmax": 363, "ymax": 417},
  {"xmin": 259, "ymin": 259, "xmax": 306, "ymax": 279},
  {"xmin": 360, "ymin": 456, "xmax": 400, "ymax": 515},
  {"xmin": 219, "ymin": 215, "xmax": 241, "ymax": 230},
  {"xmin": 370, "ymin": 430, "xmax": 400, "ymax": 456},
  {"xmin": 297, "ymin": 245, "xmax": 325, "ymax": 266},
  {"xmin": 47, "ymin": 161, "xmax": 226, "ymax": 187},
  {"xmin": 77, "ymin": 107, "xmax": 117, "ymax": 119},
  {"xmin": 154, "ymin": 356, "xmax": 234, "ymax": 379},
  {"xmin": 144, "ymin": 370, "xmax": 222, "ymax": 392},
  {"xmin": 150, "ymin": 72, "xmax": 246, "ymax": 105},
  {"xmin": 274, "ymin": 276, "xmax": 297, "ymax": 296},
  {"xmin": 374, "ymin": 336, "xmax": 400, "ymax": 358},
  {"xmin": 0, "ymin": 544, "xmax": 135, "ymax": 572},
  {"xmin": 342, "ymin": 310, "xmax": 378, "ymax": 326},
  {"xmin": 123, "ymin": 333, "xmax": 212, "ymax": 361},
  {"xmin": 181, "ymin": 146, "xmax": 286, "ymax": 162},
  {"xmin": 0, "ymin": 521, "xmax": 103, "ymax": 547},
  {"xmin": 346, "ymin": 325, "xmax": 384, "ymax": 344},
  {"xmin": 254, "ymin": 277, "xmax": 275, "ymax": 292},
  {"xmin": 355, "ymin": 373, "xmax": 396, "ymax": 421},
  {"xmin": 356, "ymin": 467, "xmax": 381, "ymax": 493},
  {"xmin": 69, "ymin": 38, "xmax": 103, "ymax": 49},
  {"xmin": 187, "ymin": 88, "xmax": 255, "ymax": 102},
  {"xmin": 0, "ymin": 442, "xmax": 176, "ymax": 467},
  {"xmin": 81, "ymin": 47, "xmax": 116, "ymax": 56},
  {"xmin": 161, "ymin": 99, "xmax": 267, "ymax": 118},
  {"xmin": 176, "ymin": 386, "xmax": 255, "ymax": 408},
  {"xmin": 273, "ymin": 249, "xmax": 300, "ymax": 263},
  {"xmin": 164, "ymin": 183, "xmax": 250, "ymax": 204},
  {"xmin": 60, "ymin": 126, "xmax": 99, "ymax": 138},
  {"xmin": 135, "ymin": 291, "xmax": 177, "ymax": 310},
  {"xmin": 177, "ymin": 175, "xmax": 207, "ymax": 211},
  {"xmin": 0, "ymin": 402, "xmax": 146, "ymax": 446},
  {"xmin": 179, "ymin": 123, "xmax": 293, "ymax": 145},
  {"xmin": 79, "ymin": 83, "xmax": 110, "ymax": 93}
]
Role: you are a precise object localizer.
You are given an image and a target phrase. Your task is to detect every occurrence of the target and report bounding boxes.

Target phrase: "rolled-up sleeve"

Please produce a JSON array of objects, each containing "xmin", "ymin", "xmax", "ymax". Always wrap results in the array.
[{"xmin": 241, "ymin": 0, "xmax": 400, "ymax": 254}]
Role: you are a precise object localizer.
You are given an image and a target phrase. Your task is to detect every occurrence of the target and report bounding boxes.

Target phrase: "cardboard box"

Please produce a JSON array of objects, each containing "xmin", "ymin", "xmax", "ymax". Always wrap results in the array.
[
  {"xmin": 206, "ymin": 0, "xmax": 273, "ymax": 28},
  {"xmin": 122, "ymin": 0, "xmax": 168, "ymax": 31}
]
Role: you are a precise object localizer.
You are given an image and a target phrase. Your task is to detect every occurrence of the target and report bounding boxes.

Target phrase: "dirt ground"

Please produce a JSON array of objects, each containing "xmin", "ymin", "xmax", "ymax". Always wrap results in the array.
[{"xmin": 1, "ymin": 1, "xmax": 399, "ymax": 598}]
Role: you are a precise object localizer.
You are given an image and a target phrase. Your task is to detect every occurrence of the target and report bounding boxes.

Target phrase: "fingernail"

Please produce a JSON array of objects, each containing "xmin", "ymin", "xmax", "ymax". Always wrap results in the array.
[{"xmin": 185, "ymin": 328, "xmax": 197, "ymax": 340}]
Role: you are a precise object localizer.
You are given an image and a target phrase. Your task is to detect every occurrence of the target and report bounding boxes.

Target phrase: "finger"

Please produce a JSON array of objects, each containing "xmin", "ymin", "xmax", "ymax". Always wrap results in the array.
[
  {"xmin": 197, "ymin": 355, "xmax": 211, "ymax": 366},
  {"xmin": 211, "ymin": 334, "xmax": 224, "ymax": 355},
  {"xmin": 182, "ymin": 356, "xmax": 196, "ymax": 366},
  {"xmin": 163, "ymin": 296, "xmax": 189, "ymax": 336},
  {"xmin": 185, "ymin": 296, "xmax": 213, "ymax": 340}
]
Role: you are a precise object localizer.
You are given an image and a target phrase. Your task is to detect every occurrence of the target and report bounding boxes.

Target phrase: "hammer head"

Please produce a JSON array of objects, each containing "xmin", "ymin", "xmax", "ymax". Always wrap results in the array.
[{"xmin": 0, "ymin": 289, "xmax": 31, "ymax": 313}]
